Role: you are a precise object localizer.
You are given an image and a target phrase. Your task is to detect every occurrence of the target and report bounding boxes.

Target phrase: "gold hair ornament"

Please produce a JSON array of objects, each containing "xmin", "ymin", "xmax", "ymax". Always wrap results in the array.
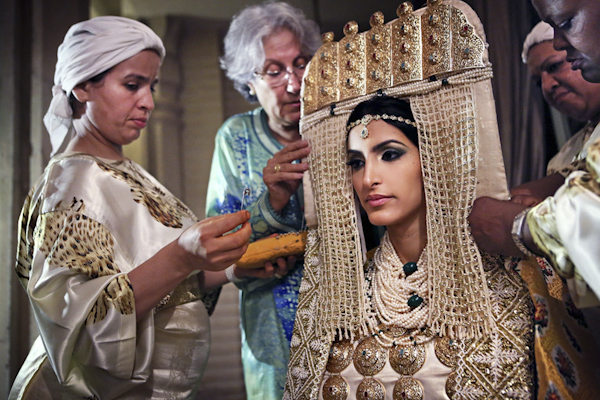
[{"xmin": 346, "ymin": 113, "xmax": 417, "ymax": 138}]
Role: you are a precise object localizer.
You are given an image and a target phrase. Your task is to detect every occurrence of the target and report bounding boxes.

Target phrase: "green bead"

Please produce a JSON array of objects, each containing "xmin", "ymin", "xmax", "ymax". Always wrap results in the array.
[
  {"xmin": 408, "ymin": 294, "xmax": 423, "ymax": 308},
  {"xmin": 403, "ymin": 262, "xmax": 418, "ymax": 277}
]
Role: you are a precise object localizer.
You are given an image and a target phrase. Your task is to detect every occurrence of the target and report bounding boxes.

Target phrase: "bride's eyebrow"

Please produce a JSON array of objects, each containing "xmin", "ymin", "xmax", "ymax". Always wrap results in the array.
[
  {"xmin": 372, "ymin": 139, "xmax": 407, "ymax": 152},
  {"xmin": 347, "ymin": 139, "xmax": 408, "ymax": 155}
]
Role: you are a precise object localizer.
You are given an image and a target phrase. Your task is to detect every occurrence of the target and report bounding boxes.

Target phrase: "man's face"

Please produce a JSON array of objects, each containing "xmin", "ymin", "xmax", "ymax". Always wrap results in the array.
[{"xmin": 533, "ymin": 0, "xmax": 600, "ymax": 83}]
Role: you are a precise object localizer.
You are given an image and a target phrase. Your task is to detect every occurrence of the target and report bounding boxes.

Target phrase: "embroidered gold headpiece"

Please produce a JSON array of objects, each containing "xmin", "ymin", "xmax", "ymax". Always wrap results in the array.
[
  {"xmin": 346, "ymin": 113, "xmax": 417, "ymax": 138},
  {"xmin": 288, "ymin": 1, "xmax": 510, "ymax": 396},
  {"xmin": 302, "ymin": 0, "xmax": 486, "ymax": 115}
]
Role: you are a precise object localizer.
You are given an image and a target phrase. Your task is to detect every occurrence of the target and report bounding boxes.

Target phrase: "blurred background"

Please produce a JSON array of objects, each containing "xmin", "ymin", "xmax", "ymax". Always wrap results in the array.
[{"xmin": 1, "ymin": 0, "xmax": 572, "ymax": 398}]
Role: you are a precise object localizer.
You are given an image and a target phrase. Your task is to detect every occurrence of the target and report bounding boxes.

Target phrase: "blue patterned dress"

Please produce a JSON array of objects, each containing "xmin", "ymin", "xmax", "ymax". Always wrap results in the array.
[{"xmin": 206, "ymin": 108, "xmax": 305, "ymax": 399}]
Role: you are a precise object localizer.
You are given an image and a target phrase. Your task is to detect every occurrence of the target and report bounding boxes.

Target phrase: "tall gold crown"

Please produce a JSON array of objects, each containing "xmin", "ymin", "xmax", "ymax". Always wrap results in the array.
[{"xmin": 302, "ymin": 0, "xmax": 487, "ymax": 115}]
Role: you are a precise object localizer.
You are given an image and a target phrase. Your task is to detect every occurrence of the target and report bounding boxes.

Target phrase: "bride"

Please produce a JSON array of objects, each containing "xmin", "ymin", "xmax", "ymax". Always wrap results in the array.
[{"xmin": 285, "ymin": 95, "xmax": 536, "ymax": 400}]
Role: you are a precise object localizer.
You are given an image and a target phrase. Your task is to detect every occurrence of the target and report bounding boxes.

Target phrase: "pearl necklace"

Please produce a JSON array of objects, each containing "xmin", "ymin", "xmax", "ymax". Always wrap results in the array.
[{"xmin": 365, "ymin": 231, "xmax": 430, "ymax": 347}]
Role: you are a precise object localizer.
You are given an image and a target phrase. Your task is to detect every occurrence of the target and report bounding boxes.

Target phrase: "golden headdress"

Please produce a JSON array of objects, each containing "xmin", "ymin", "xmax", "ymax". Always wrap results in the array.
[{"xmin": 288, "ymin": 0, "xmax": 509, "ymax": 396}]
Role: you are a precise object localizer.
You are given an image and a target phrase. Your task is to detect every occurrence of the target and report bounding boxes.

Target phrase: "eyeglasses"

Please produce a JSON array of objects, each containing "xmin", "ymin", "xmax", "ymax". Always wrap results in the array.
[{"xmin": 254, "ymin": 56, "xmax": 309, "ymax": 88}]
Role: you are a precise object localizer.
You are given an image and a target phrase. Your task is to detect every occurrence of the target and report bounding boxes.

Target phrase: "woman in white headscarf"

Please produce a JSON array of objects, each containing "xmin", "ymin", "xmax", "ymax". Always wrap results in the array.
[{"xmin": 9, "ymin": 16, "xmax": 251, "ymax": 400}]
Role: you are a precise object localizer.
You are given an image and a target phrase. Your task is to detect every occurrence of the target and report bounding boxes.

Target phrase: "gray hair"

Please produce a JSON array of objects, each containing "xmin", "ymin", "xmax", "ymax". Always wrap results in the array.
[{"xmin": 221, "ymin": 1, "xmax": 321, "ymax": 102}]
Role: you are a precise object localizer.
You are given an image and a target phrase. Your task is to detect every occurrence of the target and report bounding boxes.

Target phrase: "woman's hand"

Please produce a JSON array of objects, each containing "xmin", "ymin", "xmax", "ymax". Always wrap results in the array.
[
  {"xmin": 177, "ymin": 210, "xmax": 252, "ymax": 272},
  {"xmin": 235, "ymin": 255, "xmax": 296, "ymax": 280},
  {"xmin": 130, "ymin": 211, "xmax": 251, "ymax": 319},
  {"xmin": 263, "ymin": 140, "xmax": 310, "ymax": 212}
]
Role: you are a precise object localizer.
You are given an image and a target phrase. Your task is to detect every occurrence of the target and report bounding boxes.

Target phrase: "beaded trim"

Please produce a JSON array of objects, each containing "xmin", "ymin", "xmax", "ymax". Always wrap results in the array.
[
  {"xmin": 155, "ymin": 293, "xmax": 172, "ymax": 311},
  {"xmin": 511, "ymin": 208, "xmax": 538, "ymax": 258},
  {"xmin": 346, "ymin": 113, "xmax": 417, "ymax": 138}
]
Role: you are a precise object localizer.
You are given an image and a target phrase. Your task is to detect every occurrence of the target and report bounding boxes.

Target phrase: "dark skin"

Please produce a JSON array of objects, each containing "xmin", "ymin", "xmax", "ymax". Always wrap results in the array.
[
  {"xmin": 469, "ymin": 169, "xmax": 566, "ymax": 258},
  {"xmin": 510, "ymin": 172, "xmax": 565, "ymax": 202},
  {"xmin": 469, "ymin": 196, "xmax": 542, "ymax": 257}
]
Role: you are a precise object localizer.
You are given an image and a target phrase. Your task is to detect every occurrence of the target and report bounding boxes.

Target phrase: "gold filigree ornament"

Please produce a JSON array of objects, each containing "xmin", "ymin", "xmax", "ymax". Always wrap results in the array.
[
  {"xmin": 301, "ymin": 0, "xmax": 487, "ymax": 115},
  {"xmin": 433, "ymin": 336, "xmax": 461, "ymax": 368},
  {"xmin": 393, "ymin": 377, "xmax": 424, "ymax": 400},
  {"xmin": 326, "ymin": 339, "xmax": 354, "ymax": 373},
  {"xmin": 353, "ymin": 337, "xmax": 387, "ymax": 376},
  {"xmin": 357, "ymin": 377, "xmax": 385, "ymax": 400},
  {"xmin": 389, "ymin": 342, "xmax": 427, "ymax": 375},
  {"xmin": 322, "ymin": 375, "xmax": 349, "ymax": 400}
]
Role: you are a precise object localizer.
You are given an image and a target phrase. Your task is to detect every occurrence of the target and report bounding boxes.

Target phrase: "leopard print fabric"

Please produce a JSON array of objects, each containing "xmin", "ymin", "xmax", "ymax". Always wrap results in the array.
[
  {"xmin": 97, "ymin": 162, "xmax": 195, "ymax": 228},
  {"xmin": 15, "ymin": 190, "xmax": 36, "ymax": 288},
  {"xmin": 555, "ymin": 159, "xmax": 588, "ymax": 179},
  {"xmin": 28, "ymin": 198, "xmax": 135, "ymax": 324}
]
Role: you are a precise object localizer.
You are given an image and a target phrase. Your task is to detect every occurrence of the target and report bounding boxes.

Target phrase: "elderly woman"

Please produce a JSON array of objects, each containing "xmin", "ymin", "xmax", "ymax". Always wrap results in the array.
[
  {"xmin": 523, "ymin": 22, "xmax": 600, "ymax": 174},
  {"xmin": 9, "ymin": 16, "xmax": 251, "ymax": 400},
  {"xmin": 204, "ymin": 2, "xmax": 321, "ymax": 398}
]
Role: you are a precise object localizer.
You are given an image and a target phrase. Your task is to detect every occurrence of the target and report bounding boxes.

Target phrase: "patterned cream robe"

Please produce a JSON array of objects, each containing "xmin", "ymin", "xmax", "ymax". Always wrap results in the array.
[{"xmin": 10, "ymin": 153, "xmax": 217, "ymax": 400}]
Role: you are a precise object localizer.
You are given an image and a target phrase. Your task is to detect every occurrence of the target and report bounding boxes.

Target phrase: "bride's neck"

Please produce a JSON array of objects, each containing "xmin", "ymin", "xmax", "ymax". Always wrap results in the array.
[{"xmin": 386, "ymin": 213, "xmax": 427, "ymax": 264}]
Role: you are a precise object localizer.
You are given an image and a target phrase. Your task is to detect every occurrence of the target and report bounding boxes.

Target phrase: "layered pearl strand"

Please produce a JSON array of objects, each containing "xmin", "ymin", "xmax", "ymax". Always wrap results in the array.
[{"xmin": 364, "ymin": 231, "xmax": 430, "ymax": 347}]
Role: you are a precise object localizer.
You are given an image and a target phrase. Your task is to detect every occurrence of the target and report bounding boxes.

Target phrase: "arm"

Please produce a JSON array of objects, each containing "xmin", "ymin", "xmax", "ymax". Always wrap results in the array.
[
  {"xmin": 470, "ymin": 172, "xmax": 565, "ymax": 256},
  {"xmin": 469, "ymin": 196, "xmax": 530, "ymax": 257},
  {"xmin": 203, "ymin": 194, "xmax": 302, "ymax": 292},
  {"xmin": 261, "ymin": 139, "xmax": 310, "ymax": 212},
  {"xmin": 129, "ymin": 212, "xmax": 251, "ymax": 319},
  {"xmin": 471, "ymin": 141, "xmax": 600, "ymax": 307},
  {"xmin": 205, "ymin": 128, "xmax": 309, "ymax": 240},
  {"xmin": 205, "ymin": 120, "xmax": 306, "ymax": 290},
  {"xmin": 200, "ymin": 257, "xmax": 295, "ymax": 291},
  {"xmin": 247, "ymin": 190, "xmax": 305, "ymax": 241},
  {"xmin": 246, "ymin": 140, "xmax": 310, "ymax": 241}
]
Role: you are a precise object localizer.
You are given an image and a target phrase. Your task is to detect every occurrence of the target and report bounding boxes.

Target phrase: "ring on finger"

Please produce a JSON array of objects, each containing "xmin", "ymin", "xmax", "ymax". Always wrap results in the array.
[
  {"xmin": 274, "ymin": 273, "xmax": 283, "ymax": 279},
  {"xmin": 274, "ymin": 164, "xmax": 281, "ymax": 173}
]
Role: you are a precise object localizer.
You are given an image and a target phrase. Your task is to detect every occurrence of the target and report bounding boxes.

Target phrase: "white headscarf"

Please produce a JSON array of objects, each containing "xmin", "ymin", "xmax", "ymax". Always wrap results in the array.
[
  {"xmin": 44, "ymin": 16, "xmax": 166, "ymax": 156},
  {"xmin": 521, "ymin": 21, "xmax": 554, "ymax": 64}
]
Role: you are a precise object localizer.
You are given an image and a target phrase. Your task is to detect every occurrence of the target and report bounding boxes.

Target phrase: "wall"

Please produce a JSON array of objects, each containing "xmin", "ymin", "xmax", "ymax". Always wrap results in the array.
[{"xmin": 1, "ymin": 1, "xmax": 90, "ymax": 395}]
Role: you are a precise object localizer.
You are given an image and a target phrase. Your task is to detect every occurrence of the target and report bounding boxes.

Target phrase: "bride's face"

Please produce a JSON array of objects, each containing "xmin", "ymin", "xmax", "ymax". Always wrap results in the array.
[{"xmin": 347, "ymin": 119, "xmax": 425, "ymax": 230}]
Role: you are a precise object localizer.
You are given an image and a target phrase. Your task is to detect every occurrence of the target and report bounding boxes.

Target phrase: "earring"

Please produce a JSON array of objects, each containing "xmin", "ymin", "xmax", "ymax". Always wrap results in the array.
[{"xmin": 248, "ymin": 86, "xmax": 256, "ymax": 96}]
